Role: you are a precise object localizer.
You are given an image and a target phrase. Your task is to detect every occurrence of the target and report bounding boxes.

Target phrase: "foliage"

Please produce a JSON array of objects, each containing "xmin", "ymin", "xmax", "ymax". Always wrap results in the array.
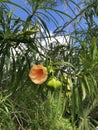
[{"xmin": 0, "ymin": 0, "xmax": 98, "ymax": 130}]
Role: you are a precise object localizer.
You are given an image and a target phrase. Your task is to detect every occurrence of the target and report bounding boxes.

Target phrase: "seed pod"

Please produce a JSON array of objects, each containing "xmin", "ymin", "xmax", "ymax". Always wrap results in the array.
[
  {"xmin": 47, "ymin": 78, "xmax": 62, "ymax": 88},
  {"xmin": 18, "ymin": 30, "xmax": 39, "ymax": 35}
]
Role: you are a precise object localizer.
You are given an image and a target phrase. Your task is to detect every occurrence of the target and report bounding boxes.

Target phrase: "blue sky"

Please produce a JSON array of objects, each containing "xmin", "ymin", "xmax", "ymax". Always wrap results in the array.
[
  {"xmin": 8, "ymin": 0, "xmax": 69, "ymax": 32},
  {"xmin": 9, "ymin": 0, "xmax": 28, "ymax": 20},
  {"xmin": 7, "ymin": 0, "xmax": 89, "ymax": 32}
]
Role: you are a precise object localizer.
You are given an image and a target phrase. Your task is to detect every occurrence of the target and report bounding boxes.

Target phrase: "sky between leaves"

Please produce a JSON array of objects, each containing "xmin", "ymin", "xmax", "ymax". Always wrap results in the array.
[
  {"xmin": 8, "ymin": 0, "xmax": 98, "ymax": 35},
  {"xmin": 8, "ymin": 0, "xmax": 72, "ymax": 33}
]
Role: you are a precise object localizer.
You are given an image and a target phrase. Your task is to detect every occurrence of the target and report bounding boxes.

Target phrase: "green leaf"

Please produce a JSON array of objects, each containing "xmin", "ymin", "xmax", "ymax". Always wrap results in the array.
[
  {"xmin": 91, "ymin": 37, "xmax": 97, "ymax": 61},
  {"xmin": 0, "ymin": 54, "xmax": 5, "ymax": 85},
  {"xmin": 81, "ymin": 80, "xmax": 87, "ymax": 100},
  {"xmin": 54, "ymin": 61, "xmax": 75, "ymax": 69},
  {"xmin": 83, "ymin": 75, "xmax": 91, "ymax": 96}
]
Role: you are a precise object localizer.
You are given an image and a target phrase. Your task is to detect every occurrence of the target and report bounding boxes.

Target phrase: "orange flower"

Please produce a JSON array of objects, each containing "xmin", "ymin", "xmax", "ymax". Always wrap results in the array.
[{"xmin": 29, "ymin": 64, "xmax": 48, "ymax": 84}]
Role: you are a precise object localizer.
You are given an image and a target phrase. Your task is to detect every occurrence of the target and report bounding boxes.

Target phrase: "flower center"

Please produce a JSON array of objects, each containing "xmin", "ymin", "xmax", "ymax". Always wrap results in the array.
[{"xmin": 37, "ymin": 69, "xmax": 43, "ymax": 76}]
